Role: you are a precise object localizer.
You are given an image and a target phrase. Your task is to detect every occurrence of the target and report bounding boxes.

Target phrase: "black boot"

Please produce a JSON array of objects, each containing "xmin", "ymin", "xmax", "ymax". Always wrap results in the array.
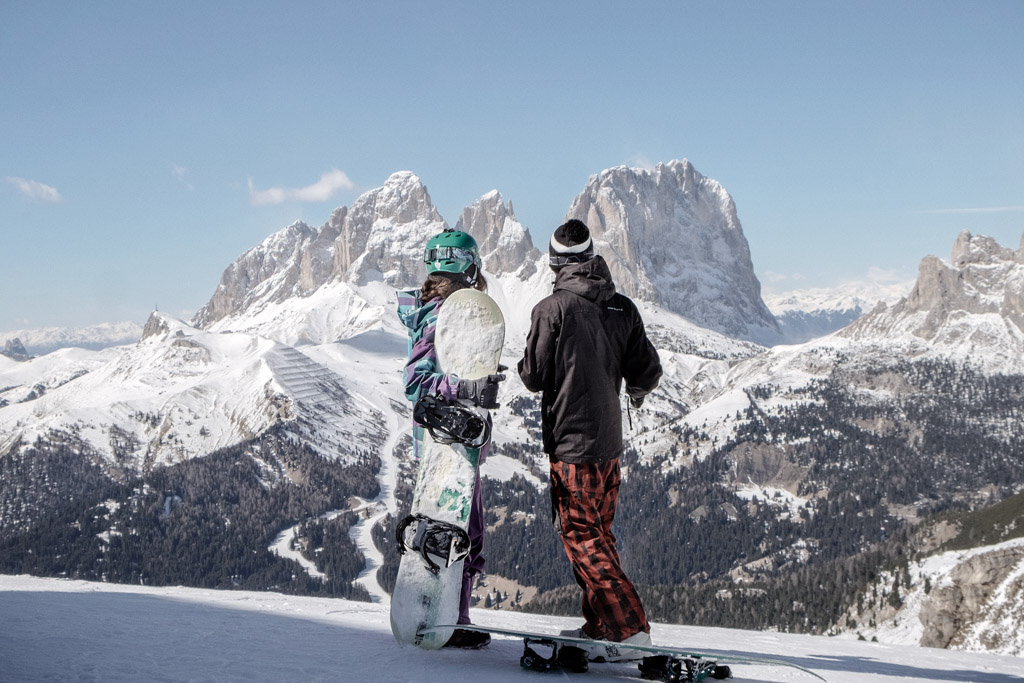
[{"xmin": 443, "ymin": 628, "xmax": 491, "ymax": 649}]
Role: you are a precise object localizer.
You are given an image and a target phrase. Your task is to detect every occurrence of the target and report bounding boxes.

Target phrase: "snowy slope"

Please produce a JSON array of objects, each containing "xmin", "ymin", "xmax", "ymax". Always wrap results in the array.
[
  {"xmin": 0, "ymin": 312, "xmax": 382, "ymax": 468},
  {"xmin": 3, "ymin": 575, "xmax": 1023, "ymax": 683},
  {"xmin": 852, "ymin": 537, "xmax": 1024, "ymax": 657}
]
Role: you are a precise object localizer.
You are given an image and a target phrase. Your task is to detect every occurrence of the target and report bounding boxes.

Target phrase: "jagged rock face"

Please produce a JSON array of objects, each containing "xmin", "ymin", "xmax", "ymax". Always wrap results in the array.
[
  {"xmin": 330, "ymin": 171, "xmax": 446, "ymax": 287},
  {"xmin": 193, "ymin": 221, "xmax": 318, "ymax": 327},
  {"xmin": 1, "ymin": 338, "xmax": 30, "ymax": 362},
  {"xmin": 840, "ymin": 231, "xmax": 1024, "ymax": 367},
  {"xmin": 192, "ymin": 161, "xmax": 782, "ymax": 346},
  {"xmin": 455, "ymin": 190, "xmax": 540, "ymax": 278},
  {"xmin": 565, "ymin": 160, "xmax": 780, "ymax": 344},
  {"xmin": 193, "ymin": 172, "xmax": 448, "ymax": 328},
  {"xmin": 919, "ymin": 544, "xmax": 1024, "ymax": 650},
  {"xmin": 141, "ymin": 312, "xmax": 171, "ymax": 340}
]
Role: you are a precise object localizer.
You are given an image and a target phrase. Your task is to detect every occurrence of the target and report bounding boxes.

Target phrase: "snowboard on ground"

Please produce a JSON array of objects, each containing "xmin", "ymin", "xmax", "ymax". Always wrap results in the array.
[
  {"xmin": 390, "ymin": 288, "xmax": 505, "ymax": 650},
  {"xmin": 419, "ymin": 624, "xmax": 826, "ymax": 682}
]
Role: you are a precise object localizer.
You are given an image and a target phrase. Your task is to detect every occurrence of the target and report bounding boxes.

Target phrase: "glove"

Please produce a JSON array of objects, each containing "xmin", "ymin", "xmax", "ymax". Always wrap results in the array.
[
  {"xmin": 457, "ymin": 373, "xmax": 506, "ymax": 409},
  {"xmin": 629, "ymin": 395, "xmax": 645, "ymax": 409}
]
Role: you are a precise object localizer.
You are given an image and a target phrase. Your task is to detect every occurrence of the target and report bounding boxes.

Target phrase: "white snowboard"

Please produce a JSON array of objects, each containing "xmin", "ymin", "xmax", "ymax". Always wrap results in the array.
[{"xmin": 390, "ymin": 288, "xmax": 505, "ymax": 649}]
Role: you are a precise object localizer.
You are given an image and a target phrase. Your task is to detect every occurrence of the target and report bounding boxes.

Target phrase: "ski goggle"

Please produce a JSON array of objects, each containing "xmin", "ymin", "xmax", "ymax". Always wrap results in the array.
[
  {"xmin": 549, "ymin": 252, "xmax": 595, "ymax": 268},
  {"xmin": 424, "ymin": 246, "xmax": 478, "ymax": 264}
]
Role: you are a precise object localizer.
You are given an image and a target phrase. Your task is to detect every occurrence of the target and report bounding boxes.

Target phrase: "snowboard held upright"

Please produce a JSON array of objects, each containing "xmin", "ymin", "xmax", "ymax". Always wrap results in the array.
[{"xmin": 390, "ymin": 288, "xmax": 505, "ymax": 649}]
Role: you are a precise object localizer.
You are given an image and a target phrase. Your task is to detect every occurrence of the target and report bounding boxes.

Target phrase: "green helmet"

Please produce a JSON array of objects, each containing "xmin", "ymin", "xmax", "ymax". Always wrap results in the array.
[{"xmin": 424, "ymin": 229, "xmax": 481, "ymax": 280}]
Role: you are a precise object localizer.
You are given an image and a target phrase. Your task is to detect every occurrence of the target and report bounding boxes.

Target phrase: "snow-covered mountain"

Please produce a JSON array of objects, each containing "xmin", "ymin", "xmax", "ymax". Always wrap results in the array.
[
  {"xmin": 0, "ymin": 321, "xmax": 142, "ymax": 357},
  {"xmin": 0, "ymin": 312, "xmax": 383, "ymax": 469},
  {"xmin": 764, "ymin": 279, "xmax": 913, "ymax": 344},
  {"xmin": 667, "ymin": 230, "xmax": 1024, "ymax": 463},
  {"xmin": 566, "ymin": 161, "xmax": 781, "ymax": 345},
  {"xmin": 192, "ymin": 171, "xmax": 451, "ymax": 341},
  {"xmin": 840, "ymin": 230, "xmax": 1024, "ymax": 370}
]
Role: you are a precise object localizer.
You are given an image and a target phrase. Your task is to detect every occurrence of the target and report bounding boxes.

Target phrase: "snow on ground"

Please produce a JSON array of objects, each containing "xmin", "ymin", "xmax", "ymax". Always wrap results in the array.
[
  {"xmin": 2, "ymin": 575, "xmax": 1023, "ymax": 683},
  {"xmin": 734, "ymin": 483, "xmax": 810, "ymax": 519}
]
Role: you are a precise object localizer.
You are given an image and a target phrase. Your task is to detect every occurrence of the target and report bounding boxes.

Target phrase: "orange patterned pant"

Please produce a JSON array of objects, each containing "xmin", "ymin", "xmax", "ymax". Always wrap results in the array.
[{"xmin": 550, "ymin": 459, "xmax": 650, "ymax": 642}]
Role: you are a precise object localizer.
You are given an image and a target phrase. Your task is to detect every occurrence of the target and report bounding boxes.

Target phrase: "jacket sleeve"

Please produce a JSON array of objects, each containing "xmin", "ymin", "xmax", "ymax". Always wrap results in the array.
[
  {"xmin": 623, "ymin": 303, "xmax": 662, "ymax": 399},
  {"xmin": 517, "ymin": 300, "xmax": 559, "ymax": 393},
  {"xmin": 403, "ymin": 313, "xmax": 460, "ymax": 403}
]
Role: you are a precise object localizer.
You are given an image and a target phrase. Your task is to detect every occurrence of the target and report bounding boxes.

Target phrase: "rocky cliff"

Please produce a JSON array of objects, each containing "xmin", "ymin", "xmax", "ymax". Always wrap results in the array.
[
  {"xmin": 840, "ymin": 230, "xmax": 1024, "ymax": 370},
  {"xmin": 565, "ymin": 160, "xmax": 780, "ymax": 344}
]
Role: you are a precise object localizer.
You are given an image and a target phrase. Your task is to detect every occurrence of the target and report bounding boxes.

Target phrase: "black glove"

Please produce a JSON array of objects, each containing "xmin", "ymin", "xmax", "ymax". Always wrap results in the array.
[
  {"xmin": 457, "ymin": 373, "xmax": 506, "ymax": 409},
  {"xmin": 629, "ymin": 395, "xmax": 645, "ymax": 409}
]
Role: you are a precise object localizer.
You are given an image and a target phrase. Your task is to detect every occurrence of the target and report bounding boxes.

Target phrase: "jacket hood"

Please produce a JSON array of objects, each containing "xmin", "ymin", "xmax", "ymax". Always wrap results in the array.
[{"xmin": 553, "ymin": 255, "xmax": 617, "ymax": 304}]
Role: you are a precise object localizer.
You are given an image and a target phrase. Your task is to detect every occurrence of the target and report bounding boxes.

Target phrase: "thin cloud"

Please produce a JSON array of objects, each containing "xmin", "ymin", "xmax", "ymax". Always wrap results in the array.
[
  {"xmin": 628, "ymin": 155, "xmax": 656, "ymax": 172},
  {"xmin": 5, "ymin": 176, "xmax": 63, "ymax": 203},
  {"xmin": 762, "ymin": 270, "xmax": 807, "ymax": 284},
  {"xmin": 248, "ymin": 169, "xmax": 355, "ymax": 205},
  {"xmin": 171, "ymin": 165, "xmax": 193, "ymax": 191},
  {"xmin": 913, "ymin": 206, "xmax": 1024, "ymax": 215}
]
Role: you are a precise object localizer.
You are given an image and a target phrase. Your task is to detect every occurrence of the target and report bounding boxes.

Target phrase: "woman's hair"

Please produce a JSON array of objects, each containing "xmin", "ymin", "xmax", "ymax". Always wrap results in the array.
[{"xmin": 420, "ymin": 269, "xmax": 487, "ymax": 301}]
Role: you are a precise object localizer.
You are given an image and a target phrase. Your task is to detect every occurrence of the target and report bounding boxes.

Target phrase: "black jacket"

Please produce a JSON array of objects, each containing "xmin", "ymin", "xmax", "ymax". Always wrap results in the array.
[{"xmin": 517, "ymin": 256, "xmax": 662, "ymax": 464}]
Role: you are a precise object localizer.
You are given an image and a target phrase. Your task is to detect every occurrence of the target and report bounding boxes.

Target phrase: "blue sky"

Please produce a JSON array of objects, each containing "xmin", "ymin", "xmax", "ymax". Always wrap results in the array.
[{"xmin": 2, "ymin": 1, "xmax": 1022, "ymax": 331}]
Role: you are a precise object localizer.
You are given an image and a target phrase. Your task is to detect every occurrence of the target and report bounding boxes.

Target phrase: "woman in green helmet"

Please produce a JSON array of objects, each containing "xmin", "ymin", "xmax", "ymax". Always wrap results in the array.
[{"xmin": 396, "ymin": 228, "xmax": 504, "ymax": 649}]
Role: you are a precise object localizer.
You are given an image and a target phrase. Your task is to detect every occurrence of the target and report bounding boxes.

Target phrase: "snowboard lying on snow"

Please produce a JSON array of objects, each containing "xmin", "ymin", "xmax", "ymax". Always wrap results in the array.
[
  {"xmin": 419, "ymin": 623, "xmax": 827, "ymax": 682},
  {"xmin": 390, "ymin": 288, "xmax": 505, "ymax": 650}
]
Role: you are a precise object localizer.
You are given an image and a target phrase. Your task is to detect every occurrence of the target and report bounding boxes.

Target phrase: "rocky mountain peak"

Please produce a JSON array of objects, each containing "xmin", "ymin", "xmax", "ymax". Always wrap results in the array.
[
  {"xmin": 840, "ymin": 230, "xmax": 1024, "ymax": 368},
  {"xmin": 906, "ymin": 231, "xmax": 1024, "ymax": 322},
  {"xmin": 192, "ymin": 221, "xmax": 318, "ymax": 328},
  {"xmin": 355, "ymin": 171, "xmax": 441, "ymax": 226},
  {"xmin": 565, "ymin": 159, "xmax": 780, "ymax": 344},
  {"xmin": 141, "ymin": 311, "xmax": 172, "ymax": 340},
  {"xmin": 952, "ymin": 230, "xmax": 1018, "ymax": 268},
  {"xmin": 1, "ymin": 338, "xmax": 30, "ymax": 362},
  {"xmin": 455, "ymin": 190, "xmax": 540, "ymax": 278},
  {"xmin": 330, "ymin": 171, "xmax": 447, "ymax": 287}
]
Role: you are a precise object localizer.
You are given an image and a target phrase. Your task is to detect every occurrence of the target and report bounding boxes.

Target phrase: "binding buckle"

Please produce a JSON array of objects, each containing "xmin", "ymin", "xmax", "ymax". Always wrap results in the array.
[{"xmin": 396, "ymin": 514, "xmax": 471, "ymax": 575}]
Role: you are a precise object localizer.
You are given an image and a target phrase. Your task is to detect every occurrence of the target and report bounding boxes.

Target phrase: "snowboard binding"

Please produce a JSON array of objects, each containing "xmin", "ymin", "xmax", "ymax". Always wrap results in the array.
[
  {"xmin": 521, "ymin": 638, "xmax": 588, "ymax": 674},
  {"xmin": 395, "ymin": 513, "xmax": 471, "ymax": 575},
  {"xmin": 638, "ymin": 655, "xmax": 731, "ymax": 682},
  {"xmin": 414, "ymin": 395, "xmax": 490, "ymax": 448}
]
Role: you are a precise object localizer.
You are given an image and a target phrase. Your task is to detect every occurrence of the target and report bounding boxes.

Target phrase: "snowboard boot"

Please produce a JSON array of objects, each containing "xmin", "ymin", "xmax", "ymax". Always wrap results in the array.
[
  {"xmin": 443, "ymin": 628, "xmax": 491, "ymax": 649},
  {"xmin": 586, "ymin": 630, "xmax": 652, "ymax": 662}
]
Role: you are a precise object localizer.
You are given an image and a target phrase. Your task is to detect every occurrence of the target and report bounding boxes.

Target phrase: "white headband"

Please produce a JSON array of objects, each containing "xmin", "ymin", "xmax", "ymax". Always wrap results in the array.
[{"xmin": 549, "ymin": 233, "xmax": 593, "ymax": 254}]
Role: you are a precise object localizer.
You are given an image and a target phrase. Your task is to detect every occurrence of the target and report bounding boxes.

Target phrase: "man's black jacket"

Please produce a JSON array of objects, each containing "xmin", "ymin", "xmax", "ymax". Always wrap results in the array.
[{"xmin": 517, "ymin": 256, "xmax": 662, "ymax": 464}]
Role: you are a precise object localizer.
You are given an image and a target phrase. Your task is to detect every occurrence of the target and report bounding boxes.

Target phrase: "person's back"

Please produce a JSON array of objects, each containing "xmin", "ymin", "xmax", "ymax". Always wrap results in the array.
[
  {"xmin": 519, "ymin": 253, "xmax": 660, "ymax": 464},
  {"xmin": 517, "ymin": 219, "xmax": 661, "ymax": 656}
]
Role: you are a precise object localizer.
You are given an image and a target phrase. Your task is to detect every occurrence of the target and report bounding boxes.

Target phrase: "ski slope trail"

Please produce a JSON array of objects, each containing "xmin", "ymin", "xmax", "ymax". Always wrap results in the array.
[
  {"xmin": 346, "ymin": 397, "xmax": 401, "ymax": 603},
  {"xmin": 300, "ymin": 332, "xmax": 410, "ymax": 604}
]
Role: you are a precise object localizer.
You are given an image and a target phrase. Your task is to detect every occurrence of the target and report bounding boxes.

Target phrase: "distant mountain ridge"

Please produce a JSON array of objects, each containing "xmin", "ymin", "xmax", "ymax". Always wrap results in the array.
[
  {"xmin": 840, "ymin": 230, "xmax": 1024, "ymax": 368},
  {"xmin": 0, "ymin": 322, "xmax": 142, "ymax": 357},
  {"xmin": 191, "ymin": 160, "xmax": 779, "ymax": 346},
  {"xmin": 764, "ymin": 279, "xmax": 913, "ymax": 344}
]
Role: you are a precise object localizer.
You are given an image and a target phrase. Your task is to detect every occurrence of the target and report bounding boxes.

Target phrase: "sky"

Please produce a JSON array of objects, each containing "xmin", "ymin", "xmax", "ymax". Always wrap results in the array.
[{"xmin": 1, "ymin": 1, "xmax": 1022, "ymax": 331}]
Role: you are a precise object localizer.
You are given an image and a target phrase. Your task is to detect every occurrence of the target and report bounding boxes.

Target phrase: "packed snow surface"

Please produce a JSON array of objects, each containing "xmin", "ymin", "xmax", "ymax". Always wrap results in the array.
[{"xmin": 3, "ymin": 575, "xmax": 1023, "ymax": 682}]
